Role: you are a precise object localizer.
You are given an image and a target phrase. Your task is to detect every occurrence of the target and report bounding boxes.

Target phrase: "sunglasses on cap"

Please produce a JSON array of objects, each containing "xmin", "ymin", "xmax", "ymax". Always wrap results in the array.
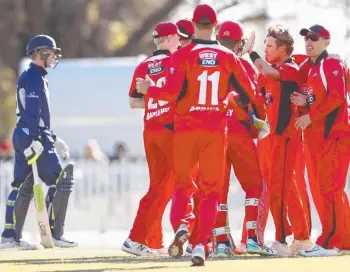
[{"xmin": 304, "ymin": 33, "xmax": 321, "ymax": 42}]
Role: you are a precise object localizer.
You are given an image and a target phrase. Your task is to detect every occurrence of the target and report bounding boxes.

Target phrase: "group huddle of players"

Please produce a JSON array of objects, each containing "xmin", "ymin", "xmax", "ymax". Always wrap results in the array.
[{"xmin": 123, "ymin": 3, "xmax": 350, "ymax": 266}]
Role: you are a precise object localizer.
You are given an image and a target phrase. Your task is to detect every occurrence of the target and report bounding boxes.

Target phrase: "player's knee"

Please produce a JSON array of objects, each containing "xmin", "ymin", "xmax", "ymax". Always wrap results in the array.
[
  {"xmin": 56, "ymin": 163, "xmax": 74, "ymax": 192},
  {"xmin": 200, "ymin": 190, "xmax": 221, "ymax": 201},
  {"xmin": 174, "ymin": 174, "xmax": 194, "ymax": 191},
  {"xmin": 244, "ymin": 186, "xmax": 262, "ymax": 198},
  {"xmin": 18, "ymin": 173, "xmax": 34, "ymax": 196}
]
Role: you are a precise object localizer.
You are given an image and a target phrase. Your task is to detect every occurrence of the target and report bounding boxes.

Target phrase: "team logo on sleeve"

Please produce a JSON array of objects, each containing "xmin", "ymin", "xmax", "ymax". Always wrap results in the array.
[
  {"xmin": 198, "ymin": 50, "xmax": 219, "ymax": 67},
  {"xmin": 147, "ymin": 61, "xmax": 164, "ymax": 75},
  {"xmin": 333, "ymin": 70, "xmax": 339, "ymax": 76}
]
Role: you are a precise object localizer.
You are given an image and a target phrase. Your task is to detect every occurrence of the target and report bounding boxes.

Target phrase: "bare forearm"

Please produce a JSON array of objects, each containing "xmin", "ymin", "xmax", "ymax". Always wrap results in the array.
[
  {"xmin": 129, "ymin": 97, "xmax": 145, "ymax": 109},
  {"xmin": 250, "ymin": 51, "xmax": 280, "ymax": 79}
]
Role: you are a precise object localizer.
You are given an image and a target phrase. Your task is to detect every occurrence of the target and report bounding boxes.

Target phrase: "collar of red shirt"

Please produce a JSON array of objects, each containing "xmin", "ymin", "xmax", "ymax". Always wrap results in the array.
[
  {"xmin": 152, "ymin": 49, "xmax": 171, "ymax": 56},
  {"xmin": 312, "ymin": 50, "xmax": 328, "ymax": 65}
]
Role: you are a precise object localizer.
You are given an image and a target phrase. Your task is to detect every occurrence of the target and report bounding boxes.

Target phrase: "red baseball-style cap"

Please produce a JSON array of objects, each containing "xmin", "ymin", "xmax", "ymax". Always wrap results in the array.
[
  {"xmin": 300, "ymin": 24, "xmax": 330, "ymax": 39},
  {"xmin": 192, "ymin": 4, "xmax": 217, "ymax": 25},
  {"xmin": 153, "ymin": 22, "xmax": 184, "ymax": 38},
  {"xmin": 217, "ymin": 20, "xmax": 244, "ymax": 41},
  {"xmin": 176, "ymin": 19, "xmax": 195, "ymax": 38}
]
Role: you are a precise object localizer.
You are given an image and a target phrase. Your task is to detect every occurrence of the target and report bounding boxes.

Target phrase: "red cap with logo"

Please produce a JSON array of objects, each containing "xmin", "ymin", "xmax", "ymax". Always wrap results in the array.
[
  {"xmin": 153, "ymin": 22, "xmax": 183, "ymax": 38},
  {"xmin": 300, "ymin": 24, "xmax": 330, "ymax": 39},
  {"xmin": 217, "ymin": 20, "xmax": 244, "ymax": 41},
  {"xmin": 176, "ymin": 19, "xmax": 195, "ymax": 38},
  {"xmin": 192, "ymin": 4, "xmax": 217, "ymax": 25}
]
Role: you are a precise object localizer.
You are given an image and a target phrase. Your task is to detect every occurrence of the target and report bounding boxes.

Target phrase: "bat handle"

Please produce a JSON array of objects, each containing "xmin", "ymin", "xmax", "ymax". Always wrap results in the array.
[{"xmin": 32, "ymin": 162, "xmax": 40, "ymax": 185}]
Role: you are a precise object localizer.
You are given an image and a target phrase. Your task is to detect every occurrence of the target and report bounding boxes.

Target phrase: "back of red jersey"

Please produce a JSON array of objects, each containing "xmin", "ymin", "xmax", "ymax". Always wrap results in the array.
[
  {"xmin": 128, "ymin": 50, "xmax": 174, "ymax": 130},
  {"xmin": 172, "ymin": 40, "xmax": 255, "ymax": 131}
]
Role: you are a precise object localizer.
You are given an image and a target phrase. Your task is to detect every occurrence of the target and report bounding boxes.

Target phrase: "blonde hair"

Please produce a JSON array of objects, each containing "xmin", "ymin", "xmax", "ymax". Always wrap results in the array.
[{"xmin": 267, "ymin": 25, "xmax": 294, "ymax": 55}]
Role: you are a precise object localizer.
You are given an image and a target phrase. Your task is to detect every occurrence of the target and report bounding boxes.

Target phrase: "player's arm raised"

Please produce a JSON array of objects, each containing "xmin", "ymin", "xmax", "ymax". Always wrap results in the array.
[
  {"xmin": 128, "ymin": 65, "xmax": 145, "ymax": 109},
  {"xmin": 229, "ymin": 53, "xmax": 257, "ymax": 105},
  {"xmin": 250, "ymin": 51, "xmax": 281, "ymax": 79},
  {"xmin": 136, "ymin": 54, "xmax": 186, "ymax": 101},
  {"xmin": 241, "ymin": 58, "xmax": 266, "ymax": 119}
]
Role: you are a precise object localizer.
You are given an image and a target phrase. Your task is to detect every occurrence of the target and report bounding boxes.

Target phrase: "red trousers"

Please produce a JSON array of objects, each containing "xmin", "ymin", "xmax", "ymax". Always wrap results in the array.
[
  {"xmin": 213, "ymin": 132, "xmax": 263, "ymax": 244},
  {"xmin": 129, "ymin": 129, "xmax": 174, "ymax": 248},
  {"xmin": 170, "ymin": 130, "xmax": 227, "ymax": 246},
  {"xmin": 304, "ymin": 134, "xmax": 323, "ymax": 222},
  {"xmin": 293, "ymin": 138, "xmax": 312, "ymax": 236},
  {"xmin": 305, "ymin": 135, "xmax": 350, "ymax": 249},
  {"xmin": 266, "ymin": 134, "xmax": 310, "ymax": 242}
]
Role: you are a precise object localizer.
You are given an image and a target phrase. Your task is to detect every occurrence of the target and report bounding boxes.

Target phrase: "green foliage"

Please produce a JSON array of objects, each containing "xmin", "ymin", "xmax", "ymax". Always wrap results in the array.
[{"xmin": 0, "ymin": 67, "xmax": 16, "ymax": 141}]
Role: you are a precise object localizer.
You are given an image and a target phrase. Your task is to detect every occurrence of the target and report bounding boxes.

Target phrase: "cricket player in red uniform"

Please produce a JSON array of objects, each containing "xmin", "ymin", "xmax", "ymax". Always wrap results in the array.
[
  {"xmin": 211, "ymin": 20, "xmax": 274, "ymax": 257},
  {"xmin": 250, "ymin": 25, "xmax": 312, "ymax": 256},
  {"xmin": 137, "ymin": 4, "xmax": 257, "ymax": 266},
  {"xmin": 175, "ymin": 18, "xmax": 203, "ymax": 255},
  {"xmin": 292, "ymin": 25, "xmax": 350, "ymax": 256},
  {"xmin": 293, "ymin": 52, "xmax": 349, "ymax": 227},
  {"xmin": 122, "ymin": 22, "xmax": 183, "ymax": 256}
]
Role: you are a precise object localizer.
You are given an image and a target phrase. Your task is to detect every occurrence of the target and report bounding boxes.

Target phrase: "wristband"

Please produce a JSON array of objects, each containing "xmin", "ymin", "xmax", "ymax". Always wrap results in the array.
[{"xmin": 249, "ymin": 51, "xmax": 261, "ymax": 63}]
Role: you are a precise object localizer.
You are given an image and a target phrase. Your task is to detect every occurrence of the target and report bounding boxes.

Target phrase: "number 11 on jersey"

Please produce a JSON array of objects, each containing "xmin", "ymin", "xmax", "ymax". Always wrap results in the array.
[{"xmin": 197, "ymin": 71, "xmax": 220, "ymax": 105}]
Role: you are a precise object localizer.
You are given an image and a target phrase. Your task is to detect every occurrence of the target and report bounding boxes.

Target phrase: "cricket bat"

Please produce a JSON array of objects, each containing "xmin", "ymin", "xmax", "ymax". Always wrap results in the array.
[{"xmin": 32, "ymin": 162, "xmax": 54, "ymax": 248}]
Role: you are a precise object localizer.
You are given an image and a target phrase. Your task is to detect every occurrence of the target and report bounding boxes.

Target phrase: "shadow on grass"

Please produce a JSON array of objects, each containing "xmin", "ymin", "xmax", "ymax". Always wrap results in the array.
[{"xmin": 1, "ymin": 253, "xmax": 296, "ymax": 272}]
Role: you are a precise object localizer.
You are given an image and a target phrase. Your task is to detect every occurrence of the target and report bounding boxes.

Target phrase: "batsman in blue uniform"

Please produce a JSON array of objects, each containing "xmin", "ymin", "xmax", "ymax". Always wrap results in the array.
[{"xmin": 0, "ymin": 35, "xmax": 77, "ymax": 249}]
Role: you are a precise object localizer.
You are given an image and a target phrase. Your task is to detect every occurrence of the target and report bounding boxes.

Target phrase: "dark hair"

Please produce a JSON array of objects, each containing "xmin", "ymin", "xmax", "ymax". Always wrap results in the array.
[
  {"xmin": 194, "ymin": 20, "xmax": 215, "ymax": 30},
  {"xmin": 217, "ymin": 38, "xmax": 239, "ymax": 50}
]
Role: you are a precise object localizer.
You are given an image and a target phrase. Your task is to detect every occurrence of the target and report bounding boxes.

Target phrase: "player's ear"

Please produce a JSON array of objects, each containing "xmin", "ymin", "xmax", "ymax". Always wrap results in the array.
[{"xmin": 324, "ymin": 38, "xmax": 330, "ymax": 48}]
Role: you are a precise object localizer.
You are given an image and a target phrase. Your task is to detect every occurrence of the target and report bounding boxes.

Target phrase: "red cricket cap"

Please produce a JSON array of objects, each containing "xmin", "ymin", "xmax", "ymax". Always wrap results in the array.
[
  {"xmin": 217, "ymin": 20, "xmax": 244, "ymax": 41},
  {"xmin": 192, "ymin": 4, "xmax": 217, "ymax": 25},
  {"xmin": 176, "ymin": 19, "xmax": 194, "ymax": 38},
  {"xmin": 153, "ymin": 22, "xmax": 183, "ymax": 38},
  {"xmin": 300, "ymin": 24, "xmax": 330, "ymax": 39}
]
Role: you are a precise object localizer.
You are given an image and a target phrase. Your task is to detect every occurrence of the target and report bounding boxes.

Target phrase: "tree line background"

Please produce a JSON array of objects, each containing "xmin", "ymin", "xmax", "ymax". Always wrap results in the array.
[{"xmin": 0, "ymin": 0, "xmax": 348, "ymax": 142}]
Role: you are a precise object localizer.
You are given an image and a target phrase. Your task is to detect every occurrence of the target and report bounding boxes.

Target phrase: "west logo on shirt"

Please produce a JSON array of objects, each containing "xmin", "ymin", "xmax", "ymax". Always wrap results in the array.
[
  {"xmin": 198, "ymin": 50, "xmax": 219, "ymax": 67},
  {"xmin": 147, "ymin": 61, "xmax": 164, "ymax": 75}
]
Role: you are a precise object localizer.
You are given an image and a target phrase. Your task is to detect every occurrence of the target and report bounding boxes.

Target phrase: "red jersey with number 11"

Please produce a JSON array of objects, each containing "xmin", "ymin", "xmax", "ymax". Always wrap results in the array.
[{"xmin": 147, "ymin": 39, "xmax": 256, "ymax": 132}]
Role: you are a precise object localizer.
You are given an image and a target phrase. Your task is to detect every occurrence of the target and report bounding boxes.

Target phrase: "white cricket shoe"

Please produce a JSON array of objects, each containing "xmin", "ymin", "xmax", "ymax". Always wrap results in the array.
[
  {"xmin": 53, "ymin": 237, "xmax": 78, "ymax": 248},
  {"xmin": 215, "ymin": 243, "xmax": 233, "ymax": 257},
  {"xmin": 150, "ymin": 246, "xmax": 168, "ymax": 255},
  {"xmin": 192, "ymin": 244, "xmax": 207, "ymax": 266},
  {"xmin": 234, "ymin": 242, "xmax": 246, "ymax": 255},
  {"xmin": 246, "ymin": 238, "xmax": 276, "ymax": 256},
  {"xmin": 168, "ymin": 224, "xmax": 189, "ymax": 258},
  {"xmin": 121, "ymin": 238, "xmax": 156, "ymax": 256},
  {"xmin": 289, "ymin": 239, "xmax": 313, "ymax": 256},
  {"xmin": 0, "ymin": 237, "xmax": 37, "ymax": 250},
  {"xmin": 271, "ymin": 241, "xmax": 292, "ymax": 256},
  {"xmin": 299, "ymin": 244, "xmax": 340, "ymax": 257},
  {"xmin": 184, "ymin": 244, "xmax": 193, "ymax": 256}
]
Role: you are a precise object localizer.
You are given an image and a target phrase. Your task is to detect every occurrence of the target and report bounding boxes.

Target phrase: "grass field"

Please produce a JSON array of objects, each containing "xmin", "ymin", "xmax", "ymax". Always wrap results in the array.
[{"xmin": 1, "ymin": 249, "xmax": 350, "ymax": 272}]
